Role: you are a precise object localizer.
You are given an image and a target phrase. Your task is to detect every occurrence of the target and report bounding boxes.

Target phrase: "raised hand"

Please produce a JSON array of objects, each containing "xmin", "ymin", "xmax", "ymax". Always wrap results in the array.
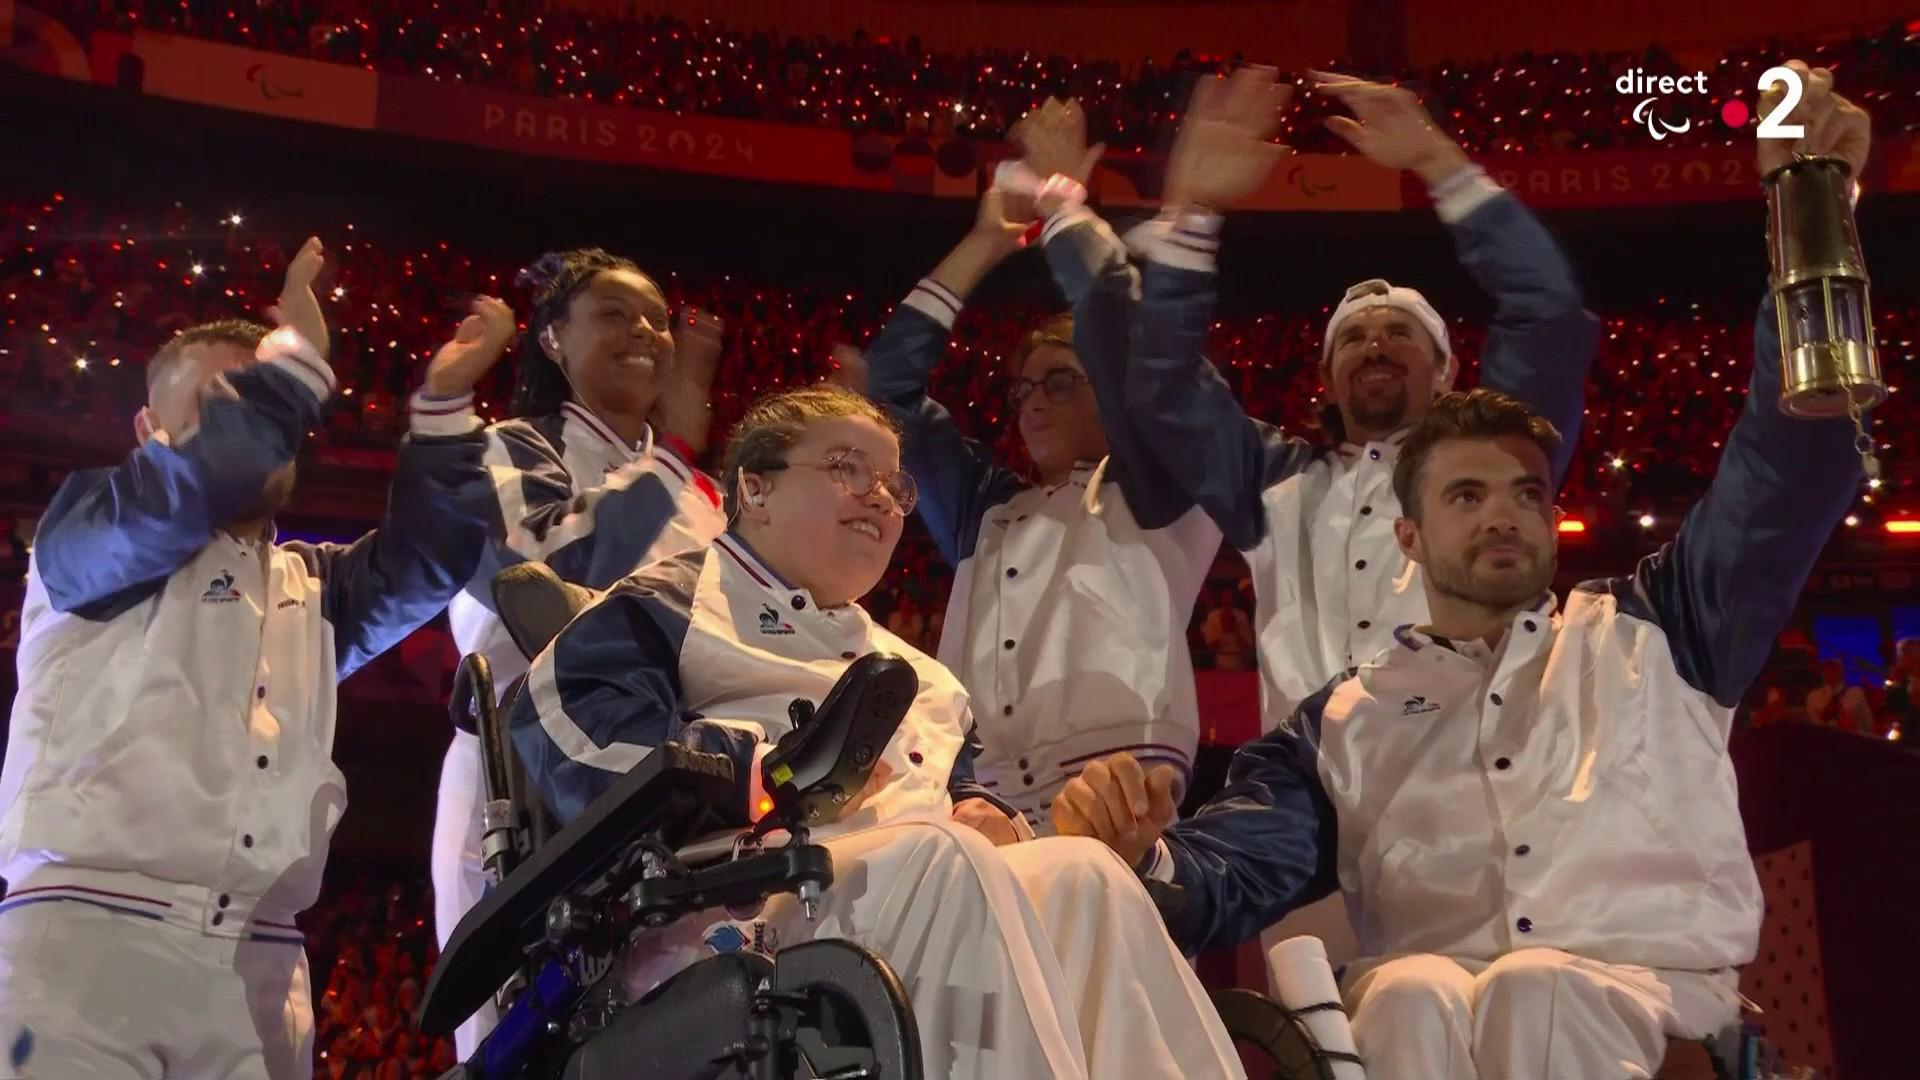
[
  {"xmin": 972, "ymin": 186, "xmax": 1032, "ymax": 259},
  {"xmin": 423, "ymin": 295, "xmax": 516, "ymax": 399},
  {"xmin": 267, "ymin": 236, "xmax": 330, "ymax": 359},
  {"xmin": 653, "ymin": 307, "xmax": 724, "ymax": 454},
  {"xmin": 1755, "ymin": 60, "xmax": 1871, "ymax": 182},
  {"xmin": 1164, "ymin": 66, "xmax": 1293, "ymax": 212},
  {"xmin": 1015, "ymin": 96, "xmax": 1105, "ymax": 185},
  {"xmin": 1050, "ymin": 751, "xmax": 1181, "ymax": 868},
  {"xmin": 1312, "ymin": 70, "xmax": 1469, "ymax": 185}
]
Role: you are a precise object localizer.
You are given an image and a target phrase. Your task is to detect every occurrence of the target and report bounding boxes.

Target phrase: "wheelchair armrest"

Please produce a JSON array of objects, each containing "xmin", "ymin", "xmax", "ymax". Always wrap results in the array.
[
  {"xmin": 419, "ymin": 743, "xmax": 737, "ymax": 1036},
  {"xmin": 672, "ymin": 827, "xmax": 793, "ymax": 867},
  {"xmin": 626, "ymin": 841, "xmax": 833, "ymax": 929}
]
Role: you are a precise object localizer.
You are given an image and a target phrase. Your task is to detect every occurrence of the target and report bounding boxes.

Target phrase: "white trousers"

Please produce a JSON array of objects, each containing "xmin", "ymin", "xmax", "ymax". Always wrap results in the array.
[
  {"xmin": 429, "ymin": 729, "xmax": 498, "ymax": 1059},
  {"xmin": 0, "ymin": 900, "xmax": 312, "ymax": 1079},
  {"xmin": 1342, "ymin": 948, "xmax": 1743, "ymax": 1080},
  {"xmin": 624, "ymin": 818, "xmax": 1244, "ymax": 1079}
]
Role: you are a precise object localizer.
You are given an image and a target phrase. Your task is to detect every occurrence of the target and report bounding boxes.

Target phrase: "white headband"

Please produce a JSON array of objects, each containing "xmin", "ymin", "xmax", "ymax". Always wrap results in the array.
[{"xmin": 1322, "ymin": 278, "xmax": 1451, "ymax": 375}]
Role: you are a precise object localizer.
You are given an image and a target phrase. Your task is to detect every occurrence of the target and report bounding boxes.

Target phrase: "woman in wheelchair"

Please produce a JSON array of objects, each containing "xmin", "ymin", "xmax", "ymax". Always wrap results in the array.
[
  {"xmin": 506, "ymin": 385, "xmax": 1244, "ymax": 1078},
  {"xmin": 434, "ymin": 247, "xmax": 726, "ymax": 1056}
]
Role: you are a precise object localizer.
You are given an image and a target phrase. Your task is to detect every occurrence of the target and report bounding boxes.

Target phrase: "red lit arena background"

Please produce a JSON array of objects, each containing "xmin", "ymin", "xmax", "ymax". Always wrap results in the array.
[{"xmin": 2, "ymin": 1, "xmax": 1918, "ymax": 1076}]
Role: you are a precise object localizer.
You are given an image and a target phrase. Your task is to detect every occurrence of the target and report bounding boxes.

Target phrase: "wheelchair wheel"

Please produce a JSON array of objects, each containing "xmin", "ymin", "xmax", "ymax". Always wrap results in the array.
[
  {"xmin": 1210, "ymin": 988, "xmax": 1343, "ymax": 1080},
  {"xmin": 769, "ymin": 939, "xmax": 924, "ymax": 1079}
]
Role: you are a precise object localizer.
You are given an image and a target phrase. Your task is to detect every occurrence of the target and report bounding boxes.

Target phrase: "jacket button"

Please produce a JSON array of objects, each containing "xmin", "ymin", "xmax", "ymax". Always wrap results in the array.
[
  {"xmin": 211, "ymin": 912, "xmax": 225, "ymax": 927},
  {"xmin": 1003, "ymin": 639, "xmax": 1015, "ymax": 650},
  {"xmin": 1360, "ymin": 505, "xmax": 1373, "ymax": 515},
  {"xmin": 840, "ymin": 651, "xmax": 857, "ymax": 660},
  {"xmin": 256, "ymin": 686, "xmax": 266, "ymax": 700},
  {"xmin": 1495, "ymin": 757, "xmax": 1512, "ymax": 770},
  {"xmin": 1357, "ymin": 620, "xmax": 1372, "ymax": 630},
  {"xmin": 256, "ymin": 755, "xmax": 269, "ymax": 770},
  {"xmin": 1523, "ymin": 619, "xmax": 1537, "ymax": 632},
  {"xmin": 1515, "ymin": 844, "xmax": 1531, "ymax": 856},
  {"xmin": 1490, "ymin": 693, "xmax": 1504, "ymax": 706},
  {"xmin": 1368, "ymin": 448, "xmax": 1381, "ymax": 461},
  {"xmin": 1002, "ymin": 705, "xmax": 1013, "ymax": 716},
  {"xmin": 1354, "ymin": 559, "xmax": 1367, "ymax": 570},
  {"xmin": 1516, "ymin": 916, "xmax": 1533, "ymax": 933},
  {"xmin": 1022, "ymin": 774, "xmax": 1035, "ymax": 785},
  {"xmin": 218, "ymin": 894, "xmax": 231, "ymax": 908},
  {"xmin": 243, "ymin": 834, "xmax": 255, "ymax": 848},
  {"xmin": 1006, "ymin": 567, "xmax": 1018, "ymax": 579},
  {"xmin": 908, "ymin": 751, "xmax": 924, "ymax": 766},
  {"xmin": 791, "ymin": 596, "xmax": 806, "ymax": 611},
  {"xmin": 1018, "ymin": 758, "xmax": 1030, "ymax": 769}
]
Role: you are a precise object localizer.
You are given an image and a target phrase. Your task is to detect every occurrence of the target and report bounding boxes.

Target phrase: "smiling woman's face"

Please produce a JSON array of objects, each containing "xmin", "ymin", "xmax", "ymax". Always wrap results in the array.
[
  {"xmin": 549, "ymin": 268, "xmax": 675, "ymax": 418},
  {"xmin": 740, "ymin": 413, "xmax": 907, "ymax": 607}
]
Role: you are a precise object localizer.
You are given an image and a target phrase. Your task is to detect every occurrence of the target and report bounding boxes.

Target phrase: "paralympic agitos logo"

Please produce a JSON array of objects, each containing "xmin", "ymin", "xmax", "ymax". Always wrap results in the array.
[{"xmin": 1615, "ymin": 67, "xmax": 1710, "ymax": 141}]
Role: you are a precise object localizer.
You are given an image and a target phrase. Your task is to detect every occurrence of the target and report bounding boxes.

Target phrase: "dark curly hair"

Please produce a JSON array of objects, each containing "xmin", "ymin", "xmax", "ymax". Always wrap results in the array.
[{"xmin": 509, "ymin": 247, "xmax": 642, "ymax": 417}]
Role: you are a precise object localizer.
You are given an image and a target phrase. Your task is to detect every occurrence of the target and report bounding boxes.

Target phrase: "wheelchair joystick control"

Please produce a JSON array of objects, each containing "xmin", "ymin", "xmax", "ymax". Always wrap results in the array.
[
  {"xmin": 797, "ymin": 879, "xmax": 822, "ymax": 922},
  {"xmin": 759, "ymin": 654, "xmax": 919, "ymax": 832}
]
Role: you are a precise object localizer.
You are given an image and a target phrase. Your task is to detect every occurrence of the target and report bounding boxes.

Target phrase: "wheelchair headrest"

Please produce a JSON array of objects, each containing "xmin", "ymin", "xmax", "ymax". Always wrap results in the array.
[{"xmin": 491, "ymin": 562, "xmax": 595, "ymax": 660}]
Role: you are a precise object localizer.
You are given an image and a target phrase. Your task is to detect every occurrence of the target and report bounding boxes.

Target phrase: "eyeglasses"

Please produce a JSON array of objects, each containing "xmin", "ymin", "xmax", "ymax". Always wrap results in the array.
[
  {"xmin": 1006, "ymin": 367, "xmax": 1087, "ymax": 408},
  {"xmin": 763, "ymin": 449, "xmax": 918, "ymax": 515}
]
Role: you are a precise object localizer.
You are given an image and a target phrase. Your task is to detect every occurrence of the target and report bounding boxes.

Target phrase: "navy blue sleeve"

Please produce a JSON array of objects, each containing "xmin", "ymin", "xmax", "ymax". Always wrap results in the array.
[
  {"xmin": 947, "ymin": 723, "xmax": 1022, "ymax": 820},
  {"xmin": 289, "ymin": 420, "xmax": 493, "ymax": 679},
  {"xmin": 1452, "ymin": 191, "xmax": 1603, "ymax": 485},
  {"xmin": 865, "ymin": 298, "xmax": 1025, "ymax": 564},
  {"xmin": 1159, "ymin": 672, "xmax": 1346, "ymax": 953},
  {"xmin": 505, "ymin": 551, "xmax": 762, "ymax": 825},
  {"xmin": 1037, "ymin": 213, "xmax": 1200, "ymax": 531},
  {"xmin": 33, "ymin": 362, "xmax": 322, "ymax": 617},
  {"xmin": 1602, "ymin": 295, "xmax": 1864, "ymax": 709},
  {"xmin": 1127, "ymin": 255, "xmax": 1318, "ymax": 551},
  {"xmin": 477, "ymin": 420, "xmax": 722, "ymax": 593}
]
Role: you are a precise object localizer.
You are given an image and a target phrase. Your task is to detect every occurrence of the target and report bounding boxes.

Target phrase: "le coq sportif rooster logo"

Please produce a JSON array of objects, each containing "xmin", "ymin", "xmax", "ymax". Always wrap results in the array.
[{"xmin": 201, "ymin": 571, "xmax": 240, "ymax": 604}]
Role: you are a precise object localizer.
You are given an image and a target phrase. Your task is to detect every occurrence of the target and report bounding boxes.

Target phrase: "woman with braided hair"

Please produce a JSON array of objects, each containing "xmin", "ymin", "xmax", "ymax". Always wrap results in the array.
[{"xmin": 428, "ymin": 248, "xmax": 727, "ymax": 1058}]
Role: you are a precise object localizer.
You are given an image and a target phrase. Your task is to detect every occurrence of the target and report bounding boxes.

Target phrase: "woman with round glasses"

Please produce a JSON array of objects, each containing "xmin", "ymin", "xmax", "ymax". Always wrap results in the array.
[
  {"xmin": 506, "ymin": 383, "xmax": 1243, "ymax": 1078},
  {"xmin": 429, "ymin": 247, "xmax": 727, "ymax": 1058},
  {"xmin": 850, "ymin": 110, "xmax": 1222, "ymax": 835}
]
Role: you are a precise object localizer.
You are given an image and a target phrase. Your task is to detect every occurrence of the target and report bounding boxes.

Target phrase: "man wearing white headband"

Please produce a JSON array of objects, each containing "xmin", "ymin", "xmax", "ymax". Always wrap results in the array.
[{"xmin": 1105, "ymin": 67, "xmax": 1600, "ymax": 734}]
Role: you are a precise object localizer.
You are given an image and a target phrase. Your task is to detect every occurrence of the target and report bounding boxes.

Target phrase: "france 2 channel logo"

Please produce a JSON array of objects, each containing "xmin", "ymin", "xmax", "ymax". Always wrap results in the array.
[{"xmin": 1616, "ymin": 63, "xmax": 1808, "ymax": 142}]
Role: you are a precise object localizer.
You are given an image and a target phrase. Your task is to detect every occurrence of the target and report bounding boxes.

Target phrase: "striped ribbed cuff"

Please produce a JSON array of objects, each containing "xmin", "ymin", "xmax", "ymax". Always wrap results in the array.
[
  {"xmin": 256, "ymin": 326, "xmax": 336, "ymax": 403},
  {"xmin": 408, "ymin": 389, "xmax": 481, "ymax": 437},
  {"xmin": 1140, "ymin": 208, "xmax": 1223, "ymax": 273},
  {"xmin": 901, "ymin": 278, "xmax": 965, "ymax": 330},
  {"xmin": 1429, "ymin": 163, "xmax": 1503, "ymax": 223}
]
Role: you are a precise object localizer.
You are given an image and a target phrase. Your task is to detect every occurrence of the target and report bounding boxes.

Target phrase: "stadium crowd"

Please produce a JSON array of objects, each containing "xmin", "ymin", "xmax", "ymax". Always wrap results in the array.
[
  {"xmin": 300, "ymin": 869, "xmax": 459, "ymax": 1080},
  {"xmin": 34, "ymin": 3, "xmax": 1920, "ymax": 152},
  {"xmin": 4, "ymin": 191, "xmax": 1913, "ymax": 525}
]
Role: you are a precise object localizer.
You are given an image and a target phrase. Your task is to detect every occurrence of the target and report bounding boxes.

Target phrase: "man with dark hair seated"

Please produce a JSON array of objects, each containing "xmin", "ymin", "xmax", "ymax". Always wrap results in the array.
[
  {"xmin": 1069, "ymin": 368, "xmax": 1864, "ymax": 1073},
  {"xmin": 1061, "ymin": 58, "xmax": 1873, "ymax": 1077}
]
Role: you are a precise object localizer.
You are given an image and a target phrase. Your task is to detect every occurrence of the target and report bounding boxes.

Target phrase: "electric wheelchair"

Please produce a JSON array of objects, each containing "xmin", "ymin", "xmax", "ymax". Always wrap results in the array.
[{"xmin": 420, "ymin": 562, "xmax": 1360, "ymax": 1079}]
